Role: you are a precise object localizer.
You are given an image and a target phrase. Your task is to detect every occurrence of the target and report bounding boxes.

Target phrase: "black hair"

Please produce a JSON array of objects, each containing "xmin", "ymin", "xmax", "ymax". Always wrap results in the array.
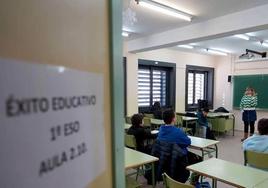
[
  {"xmin": 258, "ymin": 118, "xmax": 268, "ymax": 135},
  {"xmin": 163, "ymin": 109, "xmax": 175, "ymax": 124},
  {"xmin": 203, "ymin": 108, "xmax": 209, "ymax": 113},
  {"xmin": 131, "ymin": 114, "xmax": 143, "ymax": 127}
]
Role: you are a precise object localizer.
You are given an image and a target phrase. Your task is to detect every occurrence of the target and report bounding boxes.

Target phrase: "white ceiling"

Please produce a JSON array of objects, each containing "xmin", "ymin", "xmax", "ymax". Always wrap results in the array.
[
  {"xmin": 123, "ymin": 0, "xmax": 268, "ymax": 55},
  {"xmin": 123, "ymin": 0, "xmax": 268, "ymax": 40},
  {"xmin": 172, "ymin": 30, "xmax": 268, "ymax": 55}
]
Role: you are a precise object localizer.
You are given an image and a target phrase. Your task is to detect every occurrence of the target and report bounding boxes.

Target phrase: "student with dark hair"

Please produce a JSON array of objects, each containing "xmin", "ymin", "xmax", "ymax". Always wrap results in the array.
[
  {"xmin": 243, "ymin": 118, "xmax": 268, "ymax": 153},
  {"xmin": 127, "ymin": 113, "xmax": 156, "ymax": 154},
  {"xmin": 197, "ymin": 108, "xmax": 216, "ymax": 140},
  {"xmin": 156, "ymin": 109, "xmax": 202, "ymax": 185},
  {"xmin": 150, "ymin": 101, "xmax": 163, "ymax": 119}
]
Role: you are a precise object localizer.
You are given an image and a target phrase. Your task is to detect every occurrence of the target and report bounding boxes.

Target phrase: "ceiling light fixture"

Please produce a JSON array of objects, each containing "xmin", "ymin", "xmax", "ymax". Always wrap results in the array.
[
  {"xmin": 122, "ymin": 31, "xmax": 129, "ymax": 37},
  {"xmin": 135, "ymin": 0, "xmax": 192, "ymax": 21},
  {"xmin": 234, "ymin": 34, "xmax": 250, "ymax": 40},
  {"xmin": 206, "ymin": 49, "xmax": 228, "ymax": 56},
  {"xmin": 178, "ymin": 45, "xmax": 194, "ymax": 49},
  {"xmin": 260, "ymin": 41, "xmax": 268, "ymax": 48}
]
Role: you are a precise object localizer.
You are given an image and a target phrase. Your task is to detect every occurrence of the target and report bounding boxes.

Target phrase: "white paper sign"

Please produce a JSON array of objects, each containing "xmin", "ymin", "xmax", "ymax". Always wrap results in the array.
[{"xmin": 0, "ymin": 59, "xmax": 105, "ymax": 188}]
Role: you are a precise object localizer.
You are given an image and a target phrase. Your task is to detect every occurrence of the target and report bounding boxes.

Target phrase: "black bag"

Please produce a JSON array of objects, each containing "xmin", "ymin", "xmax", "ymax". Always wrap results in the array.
[{"xmin": 214, "ymin": 107, "xmax": 229, "ymax": 113}]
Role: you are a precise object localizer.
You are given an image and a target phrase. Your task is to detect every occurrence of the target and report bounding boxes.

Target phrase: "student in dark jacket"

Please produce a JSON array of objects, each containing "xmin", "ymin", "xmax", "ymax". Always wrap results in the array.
[
  {"xmin": 197, "ymin": 108, "xmax": 216, "ymax": 140},
  {"xmin": 157, "ymin": 109, "xmax": 202, "ymax": 185},
  {"xmin": 150, "ymin": 101, "xmax": 163, "ymax": 119},
  {"xmin": 127, "ymin": 114, "xmax": 157, "ymax": 154}
]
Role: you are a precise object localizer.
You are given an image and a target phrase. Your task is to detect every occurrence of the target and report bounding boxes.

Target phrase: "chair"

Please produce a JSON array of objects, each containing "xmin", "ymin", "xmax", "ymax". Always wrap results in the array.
[
  {"xmin": 244, "ymin": 150, "xmax": 268, "ymax": 170},
  {"xmin": 144, "ymin": 113, "xmax": 154, "ymax": 118},
  {"xmin": 176, "ymin": 115, "xmax": 183, "ymax": 127},
  {"xmin": 126, "ymin": 116, "xmax": 132, "ymax": 124},
  {"xmin": 162, "ymin": 173, "xmax": 194, "ymax": 188},
  {"xmin": 125, "ymin": 134, "xmax": 137, "ymax": 150},
  {"xmin": 143, "ymin": 117, "xmax": 151, "ymax": 128},
  {"xmin": 177, "ymin": 115, "xmax": 193, "ymax": 135},
  {"xmin": 126, "ymin": 176, "xmax": 141, "ymax": 188}
]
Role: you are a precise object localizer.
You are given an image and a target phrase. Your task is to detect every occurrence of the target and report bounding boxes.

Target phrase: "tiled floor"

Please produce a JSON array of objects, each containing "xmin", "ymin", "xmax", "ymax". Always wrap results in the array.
[{"xmin": 130, "ymin": 131, "xmax": 245, "ymax": 188}]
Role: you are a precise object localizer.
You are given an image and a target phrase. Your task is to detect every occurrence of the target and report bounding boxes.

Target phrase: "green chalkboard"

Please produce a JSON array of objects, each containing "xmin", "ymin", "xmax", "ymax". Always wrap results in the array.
[{"xmin": 233, "ymin": 75, "xmax": 268, "ymax": 109}]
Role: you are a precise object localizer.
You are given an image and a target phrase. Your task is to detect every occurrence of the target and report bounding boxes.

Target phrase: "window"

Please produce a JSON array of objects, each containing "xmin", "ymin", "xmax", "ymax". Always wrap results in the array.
[
  {"xmin": 138, "ymin": 59, "xmax": 176, "ymax": 113},
  {"xmin": 138, "ymin": 68, "xmax": 167, "ymax": 107},
  {"xmin": 186, "ymin": 65, "xmax": 214, "ymax": 111}
]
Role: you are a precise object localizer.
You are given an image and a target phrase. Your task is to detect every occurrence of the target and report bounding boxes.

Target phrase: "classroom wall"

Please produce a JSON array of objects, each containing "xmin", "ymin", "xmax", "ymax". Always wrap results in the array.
[
  {"xmin": 124, "ymin": 43, "xmax": 218, "ymax": 116},
  {"xmin": 0, "ymin": 0, "xmax": 112, "ymax": 187}
]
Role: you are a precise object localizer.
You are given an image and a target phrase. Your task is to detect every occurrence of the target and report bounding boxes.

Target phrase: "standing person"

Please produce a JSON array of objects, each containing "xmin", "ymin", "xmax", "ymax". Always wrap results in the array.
[
  {"xmin": 127, "ymin": 113, "xmax": 157, "ymax": 154},
  {"xmin": 240, "ymin": 87, "xmax": 258, "ymax": 141}
]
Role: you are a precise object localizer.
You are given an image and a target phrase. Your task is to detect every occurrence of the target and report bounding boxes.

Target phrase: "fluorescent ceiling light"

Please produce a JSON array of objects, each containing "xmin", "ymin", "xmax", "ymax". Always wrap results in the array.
[
  {"xmin": 260, "ymin": 41, "xmax": 268, "ymax": 47},
  {"xmin": 178, "ymin": 45, "xmax": 194, "ymax": 49},
  {"xmin": 122, "ymin": 31, "xmax": 129, "ymax": 37},
  {"xmin": 234, "ymin": 34, "xmax": 250, "ymax": 40},
  {"xmin": 206, "ymin": 49, "xmax": 228, "ymax": 56},
  {"xmin": 136, "ymin": 0, "xmax": 192, "ymax": 21}
]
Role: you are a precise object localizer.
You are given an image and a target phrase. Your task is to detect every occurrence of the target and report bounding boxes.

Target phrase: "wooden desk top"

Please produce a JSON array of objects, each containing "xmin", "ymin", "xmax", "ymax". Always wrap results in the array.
[
  {"xmin": 125, "ymin": 148, "xmax": 159, "ymax": 169},
  {"xmin": 182, "ymin": 116, "xmax": 198, "ymax": 121},
  {"xmin": 188, "ymin": 136, "xmax": 219, "ymax": 149},
  {"xmin": 187, "ymin": 158, "xmax": 268, "ymax": 188},
  {"xmin": 150, "ymin": 118, "xmax": 164, "ymax": 125}
]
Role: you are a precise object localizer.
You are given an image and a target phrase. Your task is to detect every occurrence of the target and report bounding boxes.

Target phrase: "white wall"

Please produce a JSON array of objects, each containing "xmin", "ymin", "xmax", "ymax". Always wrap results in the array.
[{"xmin": 124, "ymin": 44, "xmax": 218, "ymax": 116}]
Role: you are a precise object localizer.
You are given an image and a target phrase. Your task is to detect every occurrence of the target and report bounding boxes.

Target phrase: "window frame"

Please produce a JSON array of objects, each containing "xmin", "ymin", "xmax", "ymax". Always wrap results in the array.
[
  {"xmin": 185, "ymin": 65, "xmax": 214, "ymax": 111},
  {"xmin": 138, "ymin": 59, "xmax": 176, "ymax": 113}
]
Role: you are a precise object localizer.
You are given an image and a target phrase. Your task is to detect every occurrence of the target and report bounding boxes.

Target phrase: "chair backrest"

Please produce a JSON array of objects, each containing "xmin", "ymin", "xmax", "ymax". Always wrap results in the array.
[
  {"xmin": 125, "ymin": 134, "xmax": 137, "ymax": 149},
  {"xmin": 244, "ymin": 150, "xmax": 268, "ymax": 170},
  {"xmin": 143, "ymin": 117, "xmax": 151, "ymax": 127},
  {"xmin": 144, "ymin": 113, "xmax": 154, "ymax": 119},
  {"xmin": 125, "ymin": 116, "xmax": 132, "ymax": 124},
  {"xmin": 162, "ymin": 173, "xmax": 194, "ymax": 188},
  {"xmin": 176, "ymin": 115, "xmax": 183, "ymax": 127}
]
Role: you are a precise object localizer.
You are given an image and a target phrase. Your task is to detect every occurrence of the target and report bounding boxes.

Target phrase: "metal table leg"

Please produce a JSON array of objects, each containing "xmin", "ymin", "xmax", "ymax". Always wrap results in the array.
[{"xmin": 152, "ymin": 163, "xmax": 155, "ymax": 188}]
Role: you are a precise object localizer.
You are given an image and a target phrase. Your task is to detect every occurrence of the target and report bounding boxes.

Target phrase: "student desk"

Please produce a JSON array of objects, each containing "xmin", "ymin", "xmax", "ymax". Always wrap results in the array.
[
  {"xmin": 254, "ymin": 178, "xmax": 268, "ymax": 188},
  {"xmin": 187, "ymin": 158, "xmax": 268, "ymax": 188},
  {"xmin": 181, "ymin": 116, "xmax": 198, "ymax": 134},
  {"xmin": 150, "ymin": 118, "xmax": 164, "ymax": 129},
  {"xmin": 188, "ymin": 136, "xmax": 219, "ymax": 159},
  {"xmin": 125, "ymin": 147, "xmax": 159, "ymax": 187},
  {"xmin": 207, "ymin": 112, "xmax": 235, "ymax": 136}
]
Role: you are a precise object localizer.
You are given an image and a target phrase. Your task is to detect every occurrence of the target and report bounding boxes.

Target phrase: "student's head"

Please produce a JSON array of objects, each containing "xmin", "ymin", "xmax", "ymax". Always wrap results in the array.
[
  {"xmin": 163, "ymin": 109, "xmax": 175, "ymax": 124},
  {"xmin": 257, "ymin": 118, "xmax": 268, "ymax": 135},
  {"xmin": 153, "ymin": 101, "xmax": 161, "ymax": 109},
  {"xmin": 202, "ymin": 108, "xmax": 209, "ymax": 117},
  {"xmin": 131, "ymin": 113, "xmax": 143, "ymax": 127}
]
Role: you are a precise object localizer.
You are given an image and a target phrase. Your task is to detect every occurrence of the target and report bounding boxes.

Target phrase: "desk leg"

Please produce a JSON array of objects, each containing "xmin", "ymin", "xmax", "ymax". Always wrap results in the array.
[
  {"xmin": 212, "ymin": 178, "xmax": 217, "ymax": 188},
  {"xmin": 215, "ymin": 145, "xmax": 218, "ymax": 158},
  {"xmin": 232, "ymin": 114, "xmax": 235, "ymax": 136},
  {"xmin": 201, "ymin": 149, "xmax": 204, "ymax": 160},
  {"xmin": 152, "ymin": 163, "xmax": 155, "ymax": 188}
]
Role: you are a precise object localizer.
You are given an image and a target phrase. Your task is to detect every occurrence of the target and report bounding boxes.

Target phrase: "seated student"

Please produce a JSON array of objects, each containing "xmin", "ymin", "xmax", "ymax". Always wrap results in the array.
[
  {"xmin": 243, "ymin": 118, "xmax": 268, "ymax": 153},
  {"xmin": 157, "ymin": 109, "xmax": 202, "ymax": 185},
  {"xmin": 197, "ymin": 108, "xmax": 216, "ymax": 140},
  {"xmin": 127, "ymin": 113, "xmax": 157, "ymax": 154},
  {"xmin": 150, "ymin": 101, "xmax": 163, "ymax": 119}
]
